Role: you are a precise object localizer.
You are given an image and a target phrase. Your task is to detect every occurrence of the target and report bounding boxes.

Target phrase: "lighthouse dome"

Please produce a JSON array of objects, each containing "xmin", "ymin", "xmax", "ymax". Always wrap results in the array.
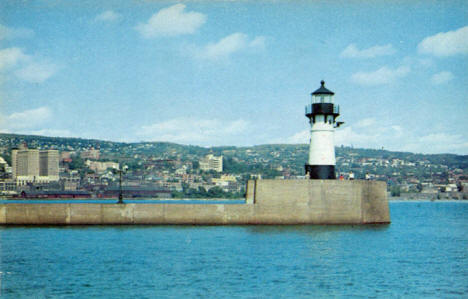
[{"xmin": 311, "ymin": 80, "xmax": 334, "ymax": 95}]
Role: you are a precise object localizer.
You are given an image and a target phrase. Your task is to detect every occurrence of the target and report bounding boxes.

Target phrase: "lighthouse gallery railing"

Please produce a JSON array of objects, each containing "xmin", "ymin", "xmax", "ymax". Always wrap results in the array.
[{"xmin": 305, "ymin": 104, "xmax": 340, "ymax": 115}]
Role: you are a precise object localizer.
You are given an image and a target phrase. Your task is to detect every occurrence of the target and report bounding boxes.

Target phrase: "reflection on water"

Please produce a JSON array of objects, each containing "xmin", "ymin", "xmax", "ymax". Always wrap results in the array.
[{"xmin": 246, "ymin": 224, "xmax": 390, "ymax": 235}]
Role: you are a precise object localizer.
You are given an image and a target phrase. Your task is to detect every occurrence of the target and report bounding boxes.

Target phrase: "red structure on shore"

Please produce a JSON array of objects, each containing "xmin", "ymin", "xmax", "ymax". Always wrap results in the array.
[{"xmin": 16, "ymin": 190, "xmax": 92, "ymax": 199}]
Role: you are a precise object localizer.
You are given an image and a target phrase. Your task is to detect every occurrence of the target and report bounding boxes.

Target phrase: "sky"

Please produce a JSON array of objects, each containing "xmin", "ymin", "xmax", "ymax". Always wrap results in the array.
[{"xmin": 0, "ymin": 0, "xmax": 467, "ymax": 154}]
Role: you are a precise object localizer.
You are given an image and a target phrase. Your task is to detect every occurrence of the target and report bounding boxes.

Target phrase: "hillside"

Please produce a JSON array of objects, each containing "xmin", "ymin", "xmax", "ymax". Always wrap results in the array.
[
  {"xmin": 1, "ymin": 132, "xmax": 467, "ymax": 199},
  {"xmin": 1, "ymin": 133, "xmax": 466, "ymax": 172}
]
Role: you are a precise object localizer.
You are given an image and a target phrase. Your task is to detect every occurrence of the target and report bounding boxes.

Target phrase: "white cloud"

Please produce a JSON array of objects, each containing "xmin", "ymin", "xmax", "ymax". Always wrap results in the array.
[
  {"xmin": 283, "ymin": 130, "xmax": 309, "ymax": 144},
  {"xmin": 403, "ymin": 133, "xmax": 468, "ymax": 154},
  {"xmin": 401, "ymin": 56, "xmax": 434, "ymax": 70},
  {"xmin": 224, "ymin": 119, "xmax": 250, "ymax": 134},
  {"xmin": 279, "ymin": 125, "xmax": 381, "ymax": 147},
  {"xmin": 431, "ymin": 71, "xmax": 454, "ymax": 85},
  {"xmin": 356, "ymin": 118, "xmax": 376, "ymax": 128},
  {"xmin": 249, "ymin": 36, "xmax": 267, "ymax": 49},
  {"xmin": 1, "ymin": 107, "xmax": 52, "ymax": 130},
  {"xmin": 282, "ymin": 119, "xmax": 467, "ymax": 154},
  {"xmin": 280, "ymin": 118, "xmax": 385, "ymax": 146},
  {"xmin": 418, "ymin": 58, "xmax": 433, "ymax": 68},
  {"xmin": 135, "ymin": 4, "xmax": 206, "ymax": 38},
  {"xmin": 333, "ymin": 121, "xmax": 405, "ymax": 150},
  {"xmin": 390, "ymin": 125, "xmax": 403, "ymax": 137},
  {"xmin": 340, "ymin": 43, "xmax": 396, "ymax": 58},
  {"xmin": 0, "ymin": 107, "xmax": 75, "ymax": 140},
  {"xmin": 0, "ymin": 47, "xmax": 30, "ymax": 71},
  {"xmin": 95, "ymin": 10, "xmax": 121, "ymax": 22},
  {"xmin": 137, "ymin": 117, "xmax": 250, "ymax": 146},
  {"xmin": 418, "ymin": 25, "xmax": 468, "ymax": 56},
  {"xmin": 0, "ymin": 48, "xmax": 58, "ymax": 83},
  {"xmin": 192, "ymin": 33, "xmax": 266, "ymax": 61},
  {"xmin": 334, "ymin": 127, "xmax": 370, "ymax": 147},
  {"xmin": 351, "ymin": 66, "xmax": 410, "ymax": 85},
  {"xmin": 0, "ymin": 111, "xmax": 74, "ymax": 137},
  {"xmin": 25, "ymin": 129, "xmax": 75, "ymax": 138},
  {"xmin": 0, "ymin": 24, "xmax": 34, "ymax": 40},
  {"xmin": 15, "ymin": 62, "xmax": 59, "ymax": 83}
]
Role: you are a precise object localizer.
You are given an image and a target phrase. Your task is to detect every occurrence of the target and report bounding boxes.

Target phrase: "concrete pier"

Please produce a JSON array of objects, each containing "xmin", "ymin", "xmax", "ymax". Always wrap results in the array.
[{"xmin": 0, "ymin": 180, "xmax": 390, "ymax": 225}]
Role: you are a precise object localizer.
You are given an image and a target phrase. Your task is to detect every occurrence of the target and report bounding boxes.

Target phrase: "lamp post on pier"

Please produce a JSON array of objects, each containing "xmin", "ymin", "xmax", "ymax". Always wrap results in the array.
[{"xmin": 117, "ymin": 165, "xmax": 128, "ymax": 204}]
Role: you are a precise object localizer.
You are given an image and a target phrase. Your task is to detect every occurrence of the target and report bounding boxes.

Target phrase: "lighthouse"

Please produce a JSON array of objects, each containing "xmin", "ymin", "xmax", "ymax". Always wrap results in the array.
[{"xmin": 305, "ymin": 81, "xmax": 343, "ymax": 179}]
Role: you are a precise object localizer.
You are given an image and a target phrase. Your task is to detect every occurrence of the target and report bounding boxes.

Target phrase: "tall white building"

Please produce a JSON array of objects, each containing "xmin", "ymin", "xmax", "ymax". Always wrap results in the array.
[
  {"xmin": 12, "ymin": 147, "xmax": 39, "ymax": 179},
  {"xmin": 40, "ymin": 150, "xmax": 60, "ymax": 180},
  {"xmin": 12, "ymin": 145, "xmax": 59, "ymax": 185},
  {"xmin": 199, "ymin": 154, "xmax": 223, "ymax": 172}
]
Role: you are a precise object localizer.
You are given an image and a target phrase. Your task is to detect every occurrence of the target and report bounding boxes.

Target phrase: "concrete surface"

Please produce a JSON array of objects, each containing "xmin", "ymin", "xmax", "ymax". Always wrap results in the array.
[{"xmin": 0, "ymin": 180, "xmax": 390, "ymax": 225}]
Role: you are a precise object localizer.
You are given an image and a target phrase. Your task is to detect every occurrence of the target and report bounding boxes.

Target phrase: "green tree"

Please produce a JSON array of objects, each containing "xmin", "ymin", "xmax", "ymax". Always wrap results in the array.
[
  {"xmin": 171, "ymin": 190, "xmax": 184, "ymax": 198},
  {"xmin": 207, "ymin": 187, "xmax": 224, "ymax": 198},
  {"xmin": 69, "ymin": 156, "xmax": 85, "ymax": 170},
  {"xmin": 390, "ymin": 186, "xmax": 401, "ymax": 197},
  {"xmin": 416, "ymin": 183, "xmax": 423, "ymax": 192}
]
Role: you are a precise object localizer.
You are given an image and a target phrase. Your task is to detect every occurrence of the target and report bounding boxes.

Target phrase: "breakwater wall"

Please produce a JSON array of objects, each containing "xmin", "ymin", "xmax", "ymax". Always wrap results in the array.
[{"xmin": 0, "ymin": 180, "xmax": 390, "ymax": 225}]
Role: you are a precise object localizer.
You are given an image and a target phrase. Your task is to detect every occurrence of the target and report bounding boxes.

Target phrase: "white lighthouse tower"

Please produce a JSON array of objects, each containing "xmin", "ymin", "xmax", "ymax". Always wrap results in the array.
[{"xmin": 305, "ymin": 81, "xmax": 343, "ymax": 179}]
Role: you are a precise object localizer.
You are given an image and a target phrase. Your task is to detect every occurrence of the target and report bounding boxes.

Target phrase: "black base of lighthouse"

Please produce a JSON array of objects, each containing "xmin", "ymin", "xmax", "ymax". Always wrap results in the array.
[{"xmin": 305, "ymin": 165, "xmax": 336, "ymax": 179}]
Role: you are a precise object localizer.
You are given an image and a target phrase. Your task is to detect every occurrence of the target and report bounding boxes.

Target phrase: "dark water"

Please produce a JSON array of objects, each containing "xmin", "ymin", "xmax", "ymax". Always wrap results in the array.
[{"xmin": 0, "ymin": 201, "xmax": 467, "ymax": 298}]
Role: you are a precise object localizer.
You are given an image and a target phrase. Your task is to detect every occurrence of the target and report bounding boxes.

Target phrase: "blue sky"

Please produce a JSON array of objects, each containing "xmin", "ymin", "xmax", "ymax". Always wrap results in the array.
[{"xmin": 0, "ymin": 0, "xmax": 467, "ymax": 154}]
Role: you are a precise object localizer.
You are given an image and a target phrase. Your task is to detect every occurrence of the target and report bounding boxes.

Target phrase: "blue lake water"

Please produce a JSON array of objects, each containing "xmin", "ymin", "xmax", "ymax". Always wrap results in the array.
[{"xmin": 0, "ymin": 201, "xmax": 467, "ymax": 298}]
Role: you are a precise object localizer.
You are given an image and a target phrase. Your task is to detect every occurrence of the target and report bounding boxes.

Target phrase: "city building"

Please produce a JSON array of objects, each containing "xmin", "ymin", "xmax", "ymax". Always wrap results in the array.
[
  {"xmin": 0, "ymin": 179, "xmax": 16, "ymax": 195},
  {"xmin": 199, "ymin": 154, "xmax": 223, "ymax": 172},
  {"xmin": 11, "ymin": 144, "xmax": 59, "ymax": 185},
  {"xmin": 80, "ymin": 147, "xmax": 100, "ymax": 160},
  {"xmin": 60, "ymin": 151, "xmax": 73, "ymax": 163},
  {"xmin": 12, "ymin": 146, "xmax": 39, "ymax": 184},
  {"xmin": 211, "ymin": 175, "xmax": 239, "ymax": 192},
  {"xmin": 40, "ymin": 150, "xmax": 59, "ymax": 180},
  {"xmin": 85, "ymin": 160, "xmax": 119, "ymax": 173},
  {"xmin": 0, "ymin": 156, "xmax": 7, "ymax": 169},
  {"xmin": 0, "ymin": 156, "xmax": 10, "ymax": 179}
]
